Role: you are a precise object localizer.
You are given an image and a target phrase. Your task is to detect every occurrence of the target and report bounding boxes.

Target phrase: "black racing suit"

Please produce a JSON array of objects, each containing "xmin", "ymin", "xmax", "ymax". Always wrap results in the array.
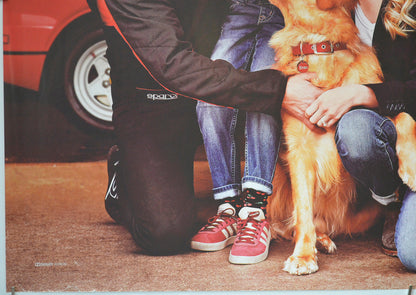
[{"xmin": 88, "ymin": 0, "xmax": 288, "ymax": 255}]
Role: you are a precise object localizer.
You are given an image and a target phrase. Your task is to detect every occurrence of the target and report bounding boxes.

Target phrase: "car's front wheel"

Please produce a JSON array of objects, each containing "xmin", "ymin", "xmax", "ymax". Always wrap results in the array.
[{"xmin": 63, "ymin": 26, "xmax": 113, "ymax": 131}]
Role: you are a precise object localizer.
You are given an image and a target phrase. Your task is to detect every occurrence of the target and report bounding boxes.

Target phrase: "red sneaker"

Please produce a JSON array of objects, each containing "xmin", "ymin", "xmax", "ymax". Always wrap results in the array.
[
  {"xmin": 191, "ymin": 203, "xmax": 238, "ymax": 251},
  {"xmin": 229, "ymin": 207, "xmax": 271, "ymax": 264}
]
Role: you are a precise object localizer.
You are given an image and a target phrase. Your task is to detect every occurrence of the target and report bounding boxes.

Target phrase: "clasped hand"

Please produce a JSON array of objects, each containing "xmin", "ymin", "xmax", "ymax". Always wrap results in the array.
[{"xmin": 283, "ymin": 73, "xmax": 378, "ymax": 130}]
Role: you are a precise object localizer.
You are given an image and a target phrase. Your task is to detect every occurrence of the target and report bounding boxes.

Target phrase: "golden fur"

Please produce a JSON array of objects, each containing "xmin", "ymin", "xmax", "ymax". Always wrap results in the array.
[{"xmin": 266, "ymin": 0, "xmax": 416, "ymax": 275}]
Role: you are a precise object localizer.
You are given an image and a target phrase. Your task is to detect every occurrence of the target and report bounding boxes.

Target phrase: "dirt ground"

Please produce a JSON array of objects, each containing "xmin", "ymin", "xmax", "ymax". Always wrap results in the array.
[{"xmin": 5, "ymin": 161, "xmax": 416, "ymax": 293}]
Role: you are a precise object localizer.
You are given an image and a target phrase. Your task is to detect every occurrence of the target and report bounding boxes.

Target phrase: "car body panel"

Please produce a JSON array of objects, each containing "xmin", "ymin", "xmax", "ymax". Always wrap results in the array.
[
  {"xmin": 3, "ymin": 54, "xmax": 46, "ymax": 91},
  {"xmin": 3, "ymin": 0, "xmax": 92, "ymax": 90}
]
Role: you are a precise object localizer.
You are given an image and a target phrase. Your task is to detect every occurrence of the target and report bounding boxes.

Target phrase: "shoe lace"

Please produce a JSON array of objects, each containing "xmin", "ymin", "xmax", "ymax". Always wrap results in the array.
[
  {"xmin": 236, "ymin": 211, "xmax": 263, "ymax": 244},
  {"xmin": 200, "ymin": 208, "xmax": 237, "ymax": 232}
]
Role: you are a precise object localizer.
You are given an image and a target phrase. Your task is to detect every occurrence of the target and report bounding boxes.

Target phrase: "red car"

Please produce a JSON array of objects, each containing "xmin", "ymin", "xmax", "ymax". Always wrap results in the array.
[{"xmin": 3, "ymin": 0, "xmax": 113, "ymax": 130}]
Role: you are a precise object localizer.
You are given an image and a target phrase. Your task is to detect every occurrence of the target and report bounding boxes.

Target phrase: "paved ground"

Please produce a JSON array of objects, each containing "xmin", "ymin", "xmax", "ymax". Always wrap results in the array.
[{"xmin": 5, "ymin": 161, "xmax": 416, "ymax": 293}]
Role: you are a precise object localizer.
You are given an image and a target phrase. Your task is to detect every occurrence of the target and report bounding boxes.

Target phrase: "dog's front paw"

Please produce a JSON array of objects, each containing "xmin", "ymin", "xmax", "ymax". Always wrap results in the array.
[
  {"xmin": 316, "ymin": 233, "xmax": 337, "ymax": 254},
  {"xmin": 398, "ymin": 159, "xmax": 416, "ymax": 191},
  {"xmin": 394, "ymin": 112, "xmax": 416, "ymax": 191},
  {"xmin": 283, "ymin": 255, "xmax": 319, "ymax": 275}
]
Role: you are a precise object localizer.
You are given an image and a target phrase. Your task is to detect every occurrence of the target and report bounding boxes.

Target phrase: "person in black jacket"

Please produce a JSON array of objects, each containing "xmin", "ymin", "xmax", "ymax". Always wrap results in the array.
[
  {"xmin": 304, "ymin": 0, "xmax": 416, "ymax": 272},
  {"xmin": 88, "ymin": 0, "xmax": 323, "ymax": 255}
]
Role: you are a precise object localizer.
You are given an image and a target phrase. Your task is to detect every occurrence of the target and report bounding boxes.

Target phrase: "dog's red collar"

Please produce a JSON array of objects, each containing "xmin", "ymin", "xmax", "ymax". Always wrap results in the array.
[{"xmin": 292, "ymin": 41, "xmax": 347, "ymax": 56}]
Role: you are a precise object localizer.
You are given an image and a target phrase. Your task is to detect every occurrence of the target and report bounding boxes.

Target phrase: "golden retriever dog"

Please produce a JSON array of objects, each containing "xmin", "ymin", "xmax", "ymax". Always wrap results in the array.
[{"xmin": 266, "ymin": 0, "xmax": 416, "ymax": 275}]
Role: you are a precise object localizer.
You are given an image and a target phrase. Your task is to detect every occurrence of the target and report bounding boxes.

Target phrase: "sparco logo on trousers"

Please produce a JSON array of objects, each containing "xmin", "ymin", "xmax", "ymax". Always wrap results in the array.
[{"xmin": 147, "ymin": 93, "xmax": 178, "ymax": 100}]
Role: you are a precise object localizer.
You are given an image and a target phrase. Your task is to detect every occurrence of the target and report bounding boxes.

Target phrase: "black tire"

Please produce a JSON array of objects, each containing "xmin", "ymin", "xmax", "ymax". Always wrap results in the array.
[{"xmin": 62, "ymin": 22, "xmax": 113, "ymax": 131}]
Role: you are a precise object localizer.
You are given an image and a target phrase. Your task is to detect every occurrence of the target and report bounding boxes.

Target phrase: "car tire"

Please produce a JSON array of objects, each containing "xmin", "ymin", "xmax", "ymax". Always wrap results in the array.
[{"xmin": 63, "ymin": 25, "xmax": 113, "ymax": 131}]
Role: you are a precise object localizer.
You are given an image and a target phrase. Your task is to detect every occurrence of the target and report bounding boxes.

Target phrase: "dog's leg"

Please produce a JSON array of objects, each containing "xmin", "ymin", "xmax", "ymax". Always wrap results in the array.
[
  {"xmin": 283, "ymin": 160, "xmax": 319, "ymax": 275},
  {"xmin": 282, "ymin": 131, "xmax": 319, "ymax": 275},
  {"xmin": 316, "ymin": 232, "xmax": 337, "ymax": 254},
  {"xmin": 268, "ymin": 158, "xmax": 295, "ymax": 240},
  {"xmin": 392, "ymin": 112, "xmax": 416, "ymax": 191}
]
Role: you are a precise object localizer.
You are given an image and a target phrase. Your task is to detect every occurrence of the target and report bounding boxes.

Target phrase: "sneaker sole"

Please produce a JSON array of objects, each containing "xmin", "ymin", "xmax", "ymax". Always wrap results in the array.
[
  {"xmin": 191, "ymin": 236, "xmax": 236, "ymax": 252},
  {"xmin": 382, "ymin": 246, "xmax": 398, "ymax": 257},
  {"xmin": 229, "ymin": 246, "xmax": 270, "ymax": 264}
]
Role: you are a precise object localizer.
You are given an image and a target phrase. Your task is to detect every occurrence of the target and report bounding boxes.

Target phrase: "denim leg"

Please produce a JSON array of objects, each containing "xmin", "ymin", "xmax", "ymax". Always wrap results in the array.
[
  {"xmin": 197, "ymin": 0, "xmax": 284, "ymax": 198},
  {"xmin": 249, "ymin": 3, "xmax": 284, "ymax": 72},
  {"xmin": 210, "ymin": 0, "xmax": 284, "ymax": 71},
  {"xmin": 241, "ymin": 2, "xmax": 283, "ymax": 194},
  {"xmin": 395, "ymin": 187, "xmax": 416, "ymax": 272},
  {"xmin": 197, "ymin": 2, "xmax": 256, "ymax": 200},
  {"xmin": 196, "ymin": 102, "xmax": 241, "ymax": 200},
  {"xmin": 243, "ymin": 112, "xmax": 281, "ymax": 194},
  {"xmin": 335, "ymin": 109, "xmax": 402, "ymax": 204}
]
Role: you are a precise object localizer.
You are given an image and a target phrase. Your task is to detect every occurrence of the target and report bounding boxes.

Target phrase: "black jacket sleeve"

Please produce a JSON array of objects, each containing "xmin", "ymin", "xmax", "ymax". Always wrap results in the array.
[
  {"xmin": 367, "ymin": 79, "xmax": 416, "ymax": 118},
  {"xmin": 365, "ymin": 1, "xmax": 416, "ymax": 119},
  {"xmin": 90, "ymin": 0, "xmax": 287, "ymax": 118}
]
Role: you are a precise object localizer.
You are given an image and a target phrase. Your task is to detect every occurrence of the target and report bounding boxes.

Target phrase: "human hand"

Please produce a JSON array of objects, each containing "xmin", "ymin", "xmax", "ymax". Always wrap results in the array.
[
  {"xmin": 283, "ymin": 72, "xmax": 324, "ymax": 131},
  {"xmin": 305, "ymin": 84, "xmax": 378, "ymax": 128}
]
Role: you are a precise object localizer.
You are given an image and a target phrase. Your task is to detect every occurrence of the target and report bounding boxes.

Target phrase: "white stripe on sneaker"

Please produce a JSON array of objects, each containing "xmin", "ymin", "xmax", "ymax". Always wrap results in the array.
[
  {"xmin": 260, "ymin": 227, "xmax": 271, "ymax": 247},
  {"xmin": 232, "ymin": 223, "xmax": 238, "ymax": 233},
  {"xmin": 221, "ymin": 226, "xmax": 231, "ymax": 238}
]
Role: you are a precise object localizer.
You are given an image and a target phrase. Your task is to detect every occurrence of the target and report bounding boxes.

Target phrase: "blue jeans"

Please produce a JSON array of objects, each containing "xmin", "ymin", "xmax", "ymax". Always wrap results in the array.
[
  {"xmin": 396, "ymin": 188, "xmax": 416, "ymax": 271},
  {"xmin": 335, "ymin": 109, "xmax": 402, "ymax": 201},
  {"xmin": 196, "ymin": 0, "xmax": 284, "ymax": 200},
  {"xmin": 336, "ymin": 109, "xmax": 416, "ymax": 271}
]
